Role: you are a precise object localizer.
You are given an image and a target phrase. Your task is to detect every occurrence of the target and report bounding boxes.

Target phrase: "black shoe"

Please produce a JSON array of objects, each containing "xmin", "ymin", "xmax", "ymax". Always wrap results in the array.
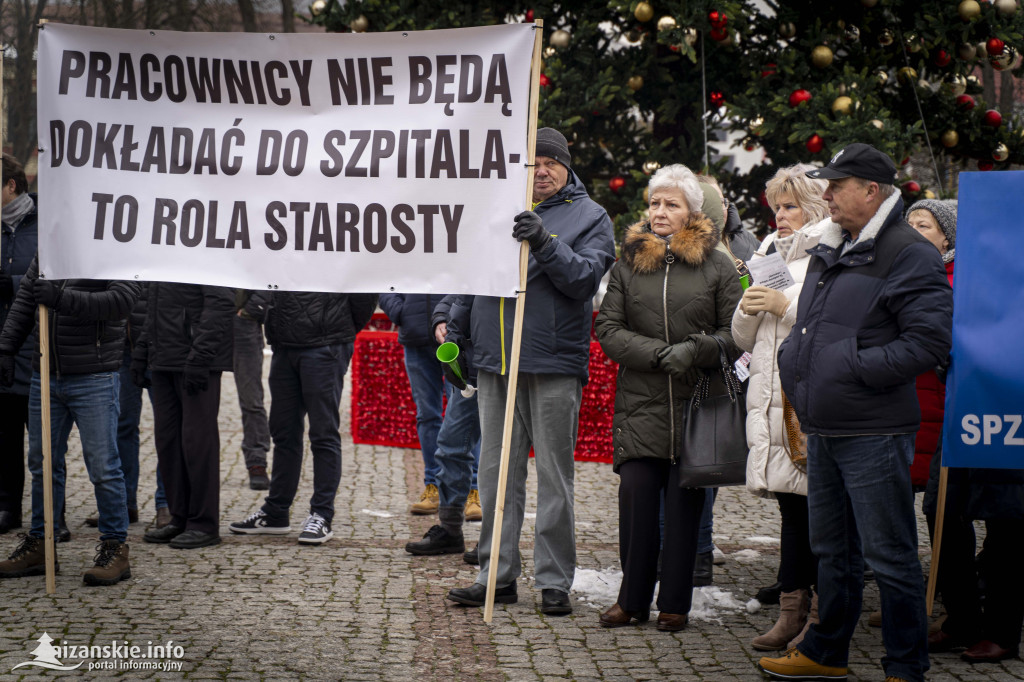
[
  {"xmin": 447, "ymin": 582, "xmax": 517, "ymax": 607},
  {"xmin": 541, "ymin": 589, "xmax": 572, "ymax": 615},
  {"xmin": 0, "ymin": 511, "xmax": 21, "ymax": 534},
  {"xmin": 756, "ymin": 580, "xmax": 783, "ymax": 605},
  {"xmin": 463, "ymin": 545, "xmax": 479, "ymax": 565},
  {"xmin": 693, "ymin": 551, "xmax": 713, "ymax": 587},
  {"xmin": 143, "ymin": 523, "xmax": 184, "ymax": 544},
  {"xmin": 248, "ymin": 465, "xmax": 270, "ymax": 491},
  {"xmin": 169, "ymin": 530, "xmax": 221, "ymax": 549},
  {"xmin": 56, "ymin": 519, "xmax": 71, "ymax": 544},
  {"xmin": 405, "ymin": 525, "xmax": 465, "ymax": 556}
]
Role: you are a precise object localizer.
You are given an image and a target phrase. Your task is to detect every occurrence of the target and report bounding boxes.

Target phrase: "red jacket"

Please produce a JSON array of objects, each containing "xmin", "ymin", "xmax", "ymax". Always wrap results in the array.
[{"xmin": 911, "ymin": 260, "xmax": 955, "ymax": 487}]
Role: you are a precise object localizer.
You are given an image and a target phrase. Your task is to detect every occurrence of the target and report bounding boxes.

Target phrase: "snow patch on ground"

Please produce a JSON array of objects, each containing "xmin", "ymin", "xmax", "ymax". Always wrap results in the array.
[
  {"xmin": 524, "ymin": 512, "xmax": 537, "ymax": 519},
  {"xmin": 571, "ymin": 567, "xmax": 622, "ymax": 606},
  {"xmin": 731, "ymin": 549, "xmax": 762, "ymax": 562},
  {"xmin": 360, "ymin": 509, "xmax": 394, "ymax": 518},
  {"xmin": 746, "ymin": 598, "xmax": 762, "ymax": 614},
  {"xmin": 745, "ymin": 536, "xmax": 781, "ymax": 545}
]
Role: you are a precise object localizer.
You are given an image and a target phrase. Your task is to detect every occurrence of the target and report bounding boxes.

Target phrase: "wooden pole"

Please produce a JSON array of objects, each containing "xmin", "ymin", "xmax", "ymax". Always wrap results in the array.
[
  {"xmin": 39, "ymin": 304, "xmax": 56, "ymax": 594},
  {"xmin": 925, "ymin": 465, "xmax": 949, "ymax": 617},
  {"xmin": 483, "ymin": 18, "xmax": 543, "ymax": 624}
]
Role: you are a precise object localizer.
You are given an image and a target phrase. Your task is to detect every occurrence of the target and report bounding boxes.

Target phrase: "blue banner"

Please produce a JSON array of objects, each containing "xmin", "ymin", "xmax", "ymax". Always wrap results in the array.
[{"xmin": 942, "ymin": 171, "xmax": 1024, "ymax": 468}]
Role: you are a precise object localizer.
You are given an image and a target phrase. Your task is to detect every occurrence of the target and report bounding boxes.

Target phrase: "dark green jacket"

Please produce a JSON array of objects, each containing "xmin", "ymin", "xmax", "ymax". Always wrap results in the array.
[{"xmin": 595, "ymin": 216, "xmax": 742, "ymax": 472}]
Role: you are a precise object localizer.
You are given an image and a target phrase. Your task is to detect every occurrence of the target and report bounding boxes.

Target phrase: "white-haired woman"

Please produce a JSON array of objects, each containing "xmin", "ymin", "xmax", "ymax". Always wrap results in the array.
[
  {"xmin": 595, "ymin": 164, "xmax": 742, "ymax": 631},
  {"xmin": 731, "ymin": 164, "xmax": 828, "ymax": 650}
]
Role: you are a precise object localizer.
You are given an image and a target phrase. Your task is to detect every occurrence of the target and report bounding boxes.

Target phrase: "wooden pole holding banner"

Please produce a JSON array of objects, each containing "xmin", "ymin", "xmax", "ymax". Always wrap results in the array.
[
  {"xmin": 483, "ymin": 18, "xmax": 544, "ymax": 624},
  {"xmin": 38, "ymin": 304, "xmax": 56, "ymax": 594},
  {"xmin": 925, "ymin": 465, "xmax": 949, "ymax": 617}
]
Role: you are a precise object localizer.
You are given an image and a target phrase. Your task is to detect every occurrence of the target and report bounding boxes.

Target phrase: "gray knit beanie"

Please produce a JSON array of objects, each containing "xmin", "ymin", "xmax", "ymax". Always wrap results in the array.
[
  {"xmin": 536, "ymin": 127, "xmax": 571, "ymax": 168},
  {"xmin": 907, "ymin": 198, "xmax": 957, "ymax": 263}
]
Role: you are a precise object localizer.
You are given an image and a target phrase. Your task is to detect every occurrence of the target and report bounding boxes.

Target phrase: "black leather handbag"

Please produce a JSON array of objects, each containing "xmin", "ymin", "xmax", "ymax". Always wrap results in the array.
[{"xmin": 677, "ymin": 335, "xmax": 748, "ymax": 488}]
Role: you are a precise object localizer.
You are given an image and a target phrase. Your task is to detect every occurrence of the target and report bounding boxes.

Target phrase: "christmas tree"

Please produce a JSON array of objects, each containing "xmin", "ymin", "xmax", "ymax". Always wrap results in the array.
[{"xmin": 305, "ymin": 0, "xmax": 1024, "ymax": 235}]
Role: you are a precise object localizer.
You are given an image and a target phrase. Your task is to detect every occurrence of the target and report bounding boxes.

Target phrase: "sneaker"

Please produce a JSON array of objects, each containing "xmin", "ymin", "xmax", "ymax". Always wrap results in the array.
[
  {"xmin": 712, "ymin": 547, "xmax": 726, "ymax": 565},
  {"xmin": 298, "ymin": 513, "xmax": 333, "ymax": 545},
  {"xmin": 248, "ymin": 465, "xmax": 270, "ymax": 491},
  {"xmin": 464, "ymin": 489, "xmax": 482, "ymax": 522},
  {"xmin": 758, "ymin": 648, "xmax": 848, "ymax": 680},
  {"xmin": 0, "ymin": 534, "xmax": 56, "ymax": 578},
  {"xmin": 83, "ymin": 540, "xmax": 131, "ymax": 586},
  {"xmin": 229, "ymin": 510, "xmax": 291, "ymax": 535},
  {"xmin": 410, "ymin": 484, "xmax": 439, "ymax": 515},
  {"xmin": 405, "ymin": 525, "xmax": 465, "ymax": 555}
]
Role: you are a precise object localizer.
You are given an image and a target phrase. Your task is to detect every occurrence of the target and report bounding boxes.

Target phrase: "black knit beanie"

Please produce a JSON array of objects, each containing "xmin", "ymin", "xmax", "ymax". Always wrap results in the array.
[{"xmin": 536, "ymin": 128, "xmax": 571, "ymax": 169}]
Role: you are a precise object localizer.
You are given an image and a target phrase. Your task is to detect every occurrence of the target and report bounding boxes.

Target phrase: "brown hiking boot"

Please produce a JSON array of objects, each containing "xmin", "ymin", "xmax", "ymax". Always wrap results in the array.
[
  {"xmin": 464, "ymin": 489, "xmax": 482, "ymax": 522},
  {"xmin": 410, "ymin": 484, "xmax": 439, "ymax": 515},
  {"xmin": 0, "ymin": 534, "xmax": 57, "ymax": 578},
  {"xmin": 83, "ymin": 540, "xmax": 131, "ymax": 586}
]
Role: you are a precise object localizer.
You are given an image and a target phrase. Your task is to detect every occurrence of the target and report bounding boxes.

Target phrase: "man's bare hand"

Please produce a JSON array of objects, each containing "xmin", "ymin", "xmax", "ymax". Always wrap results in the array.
[{"xmin": 434, "ymin": 322, "xmax": 448, "ymax": 345}]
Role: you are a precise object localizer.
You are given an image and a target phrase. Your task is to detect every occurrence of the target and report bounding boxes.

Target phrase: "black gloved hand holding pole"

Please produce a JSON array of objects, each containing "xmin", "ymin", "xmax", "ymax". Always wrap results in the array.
[{"xmin": 512, "ymin": 211, "xmax": 552, "ymax": 253}]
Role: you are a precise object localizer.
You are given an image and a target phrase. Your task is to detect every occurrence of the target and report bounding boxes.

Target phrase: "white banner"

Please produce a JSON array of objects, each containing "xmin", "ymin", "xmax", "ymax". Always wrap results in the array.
[{"xmin": 36, "ymin": 23, "xmax": 535, "ymax": 296}]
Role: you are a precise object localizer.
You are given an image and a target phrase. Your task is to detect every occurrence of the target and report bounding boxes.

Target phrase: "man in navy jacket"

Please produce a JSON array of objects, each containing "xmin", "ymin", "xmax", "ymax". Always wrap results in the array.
[{"xmin": 760, "ymin": 144, "xmax": 952, "ymax": 682}]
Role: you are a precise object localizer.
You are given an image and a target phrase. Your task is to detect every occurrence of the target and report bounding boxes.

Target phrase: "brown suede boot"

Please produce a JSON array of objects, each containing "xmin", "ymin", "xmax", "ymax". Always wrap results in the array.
[
  {"xmin": 752, "ymin": 589, "xmax": 809, "ymax": 651},
  {"xmin": 787, "ymin": 590, "xmax": 819, "ymax": 649},
  {"xmin": 83, "ymin": 540, "xmax": 131, "ymax": 586},
  {"xmin": 0, "ymin": 534, "xmax": 57, "ymax": 578}
]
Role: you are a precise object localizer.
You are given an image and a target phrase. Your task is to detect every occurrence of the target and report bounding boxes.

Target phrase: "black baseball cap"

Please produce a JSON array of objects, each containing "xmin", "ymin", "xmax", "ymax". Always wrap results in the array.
[{"xmin": 805, "ymin": 143, "xmax": 898, "ymax": 185}]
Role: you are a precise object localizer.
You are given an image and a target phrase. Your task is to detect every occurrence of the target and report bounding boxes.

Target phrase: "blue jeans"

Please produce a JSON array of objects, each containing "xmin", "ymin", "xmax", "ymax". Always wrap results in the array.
[
  {"xmin": 434, "ymin": 381, "xmax": 481, "ymax": 508},
  {"xmin": 403, "ymin": 344, "xmax": 443, "ymax": 486},
  {"xmin": 799, "ymin": 434, "xmax": 928, "ymax": 682},
  {"xmin": 118, "ymin": 348, "xmax": 166, "ymax": 510},
  {"xmin": 28, "ymin": 372, "xmax": 128, "ymax": 542}
]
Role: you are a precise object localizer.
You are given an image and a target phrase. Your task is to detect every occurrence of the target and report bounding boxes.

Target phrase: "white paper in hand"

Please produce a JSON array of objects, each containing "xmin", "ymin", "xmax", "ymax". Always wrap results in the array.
[{"xmin": 747, "ymin": 253, "xmax": 796, "ymax": 291}]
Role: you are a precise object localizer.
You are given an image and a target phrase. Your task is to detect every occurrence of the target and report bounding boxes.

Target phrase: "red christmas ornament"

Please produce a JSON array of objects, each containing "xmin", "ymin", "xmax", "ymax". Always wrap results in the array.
[
  {"xmin": 761, "ymin": 63, "xmax": 777, "ymax": 78},
  {"xmin": 608, "ymin": 176, "xmax": 626, "ymax": 192},
  {"xmin": 710, "ymin": 26, "xmax": 728, "ymax": 41},
  {"xmin": 539, "ymin": 73, "xmax": 550, "ymax": 87},
  {"xmin": 956, "ymin": 94, "xmax": 976, "ymax": 110},
  {"xmin": 806, "ymin": 134, "xmax": 824, "ymax": 153},
  {"xmin": 709, "ymin": 10, "xmax": 728, "ymax": 28},
  {"xmin": 710, "ymin": 90, "xmax": 726, "ymax": 107},
  {"xmin": 669, "ymin": 44, "xmax": 680, "ymax": 52},
  {"xmin": 901, "ymin": 156, "xmax": 910, "ymax": 166},
  {"xmin": 789, "ymin": 89, "xmax": 813, "ymax": 108},
  {"xmin": 984, "ymin": 109, "xmax": 1003, "ymax": 127},
  {"xmin": 745, "ymin": 143, "xmax": 757, "ymax": 152},
  {"xmin": 933, "ymin": 49, "xmax": 952, "ymax": 67},
  {"xmin": 902, "ymin": 180, "xmax": 921, "ymax": 193},
  {"xmin": 978, "ymin": 159, "xmax": 995, "ymax": 171},
  {"xmin": 987, "ymin": 37, "xmax": 1006, "ymax": 56}
]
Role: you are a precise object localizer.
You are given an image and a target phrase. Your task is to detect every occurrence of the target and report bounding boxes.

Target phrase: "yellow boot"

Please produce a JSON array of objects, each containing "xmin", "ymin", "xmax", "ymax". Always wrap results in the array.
[
  {"xmin": 410, "ymin": 484, "xmax": 439, "ymax": 515},
  {"xmin": 758, "ymin": 648, "xmax": 848, "ymax": 680},
  {"xmin": 464, "ymin": 489, "xmax": 482, "ymax": 522}
]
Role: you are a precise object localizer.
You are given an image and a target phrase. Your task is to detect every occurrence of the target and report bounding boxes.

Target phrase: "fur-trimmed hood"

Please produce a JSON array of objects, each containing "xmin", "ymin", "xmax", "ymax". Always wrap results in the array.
[{"xmin": 622, "ymin": 214, "xmax": 720, "ymax": 273}]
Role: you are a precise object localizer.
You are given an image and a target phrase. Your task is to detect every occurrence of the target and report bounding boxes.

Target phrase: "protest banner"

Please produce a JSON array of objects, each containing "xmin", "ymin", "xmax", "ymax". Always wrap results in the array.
[{"xmin": 36, "ymin": 22, "xmax": 535, "ymax": 296}]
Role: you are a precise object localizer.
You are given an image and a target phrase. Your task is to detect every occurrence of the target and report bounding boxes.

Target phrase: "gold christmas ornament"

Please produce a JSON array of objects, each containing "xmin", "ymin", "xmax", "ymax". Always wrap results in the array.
[
  {"xmin": 642, "ymin": 160, "xmax": 661, "ymax": 174},
  {"xmin": 959, "ymin": 0, "xmax": 982, "ymax": 21},
  {"xmin": 349, "ymin": 14, "xmax": 369, "ymax": 32},
  {"xmin": 811, "ymin": 45, "xmax": 834, "ymax": 68},
  {"xmin": 878, "ymin": 29, "xmax": 894, "ymax": 47},
  {"xmin": 923, "ymin": 189, "xmax": 937, "ymax": 199},
  {"xmin": 870, "ymin": 119, "xmax": 885, "ymax": 130},
  {"xmin": 627, "ymin": 75, "xmax": 644, "ymax": 91},
  {"xmin": 779, "ymin": 22, "xmax": 797, "ymax": 39},
  {"xmin": 634, "ymin": 1, "xmax": 654, "ymax": 23},
  {"xmin": 831, "ymin": 96, "xmax": 853, "ymax": 115},
  {"xmin": 310, "ymin": 0, "xmax": 327, "ymax": 16},
  {"xmin": 897, "ymin": 67, "xmax": 917, "ymax": 84},
  {"xmin": 944, "ymin": 73, "xmax": 968, "ymax": 96},
  {"xmin": 959, "ymin": 43, "xmax": 977, "ymax": 60},
  {"xmin": 550, "ymin": 29, "xmax": 571, "ymax": 48},
  {"xmin": 941, "ymin": 130, "xmax": 960, "ymax": 147},
  {"xmin": 904, "ymin": 32, "xmax": 922, "ymax": 52},
  {"xmin": 657, "ymin": 16, "xmax": 677, "ymax": 32},
  {"xmin": 543, "ymin": 46, "xmax": 557, "ymax": 58},
  {"xmin": 874, "ymin": 69, "xmax": 890, "ymax": 85},
  {"xmin": 977, "ymin": 42, "xmax": 988, "ymax": 58},
  {"xmin": 966, "ymin": 74, "xmax": 981, "ymax": 88},
  {"xmin": 993, "ymin": 142, "xmax": 1010, "ymax": 161},
  {"xmin": 996, "ymin": 0, "xmax": 1018, "ymax": 16},
  {"xmin": 992, "ymin": 46, "xmax": 1017, "ymax": 70},
  {"xmin": 750, "ymin": 116, "xmax": 764, "ymax": 132},
  {"xmin": 683, "ymin": 28, "xmax": 699, "ymax": 46}
]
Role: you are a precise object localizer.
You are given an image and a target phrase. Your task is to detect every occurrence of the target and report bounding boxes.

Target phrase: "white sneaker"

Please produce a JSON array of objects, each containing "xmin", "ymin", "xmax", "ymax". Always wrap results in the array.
[{"xmin": 297, "ymin": 513, "xmax": 333, "ymax": 545}]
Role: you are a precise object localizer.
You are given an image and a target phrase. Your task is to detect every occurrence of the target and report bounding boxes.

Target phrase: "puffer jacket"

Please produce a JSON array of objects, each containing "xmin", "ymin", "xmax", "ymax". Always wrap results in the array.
[
  {"xmin": 379, "ymin": 294, "xmax": 446, "ymax": 347},
  {"xmin": 247, "ymin": 291, "xmax": 377, "ymax": 350},
  {"xmin": 463, "ymin": 170, "xmax": 615, "ymax": 381},
  {"xmin": 778, "ymin": 192, "xmax": 953, "ymax": 435},
  {"xmin": 0, "ymin": 255, "xmax": 140, "ymax": 375},
  {"xmin": 136, "ymin": 282, "xmax": 234, "ymax": 372},
  {"xmin": 0, "ymin": 194, "xmax": 39, "ymax": 393},
  {"xmin": 732, "ymin": 224, "xmax": 825, "ymax": 498},
  {"xmin": 595, "ymin": 216, "xmax": 743, "ymax": 472}
]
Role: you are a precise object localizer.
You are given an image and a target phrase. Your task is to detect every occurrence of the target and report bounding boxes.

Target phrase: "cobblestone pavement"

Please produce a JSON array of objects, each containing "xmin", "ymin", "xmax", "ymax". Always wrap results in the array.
[{"xmin": 0, "ymin": 358, "xmax": 1021, "ymax": 681}]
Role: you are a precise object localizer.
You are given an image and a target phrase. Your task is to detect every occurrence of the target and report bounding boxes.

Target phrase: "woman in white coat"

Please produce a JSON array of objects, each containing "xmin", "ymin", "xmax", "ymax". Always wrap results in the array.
[{"xmin": 731, "ymin": 165, "xmax": 828, "ymax": 651}]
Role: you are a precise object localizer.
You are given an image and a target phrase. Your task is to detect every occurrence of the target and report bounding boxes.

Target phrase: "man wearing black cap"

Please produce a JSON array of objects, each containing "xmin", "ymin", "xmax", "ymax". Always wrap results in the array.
[
  {"xmin": 759, "ymin": 143, "xmax": 952, "ymax": 682},
  {"xmin": 446, "ymin": 128, "xmax": 615, "ymax": 615}
]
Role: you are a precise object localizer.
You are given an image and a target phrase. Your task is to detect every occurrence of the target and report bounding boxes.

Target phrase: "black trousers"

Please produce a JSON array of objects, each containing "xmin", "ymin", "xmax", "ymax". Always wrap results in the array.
[
  {"xmin": 150, "ymin": 371, "xmax": 222, "ymax": 535},
  {"xmin": 776, "ymin": 491, "xmax": 818, "ymax": 592},
  {"xmin": 617, "ymin": 458, "xmax": 705, "ymax": 615},
  {"xmin": 0, "ymin": 392, "xmax": 29, "ymax": 517}
]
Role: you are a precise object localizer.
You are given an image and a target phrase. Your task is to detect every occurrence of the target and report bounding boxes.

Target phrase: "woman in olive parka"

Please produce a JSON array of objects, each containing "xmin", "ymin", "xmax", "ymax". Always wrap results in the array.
[{"xmin": 594, "ymin": 164, "xmax": 742, "ymax": 632}]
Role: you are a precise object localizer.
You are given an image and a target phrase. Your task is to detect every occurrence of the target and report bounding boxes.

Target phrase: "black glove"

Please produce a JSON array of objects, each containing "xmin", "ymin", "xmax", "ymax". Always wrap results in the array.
[
  {"xmin": 656, "ymin": 340, "xmax": 699, "ymax": 378},
  {"xmin": 0, "ymin": 354, "xmax": 15, "ymax": 388},
  {"xmin": 512, "ymin": 211, "xmax": 552, "ymax": 252},
  {"xmin": 130, "ymin": 357, "xmax": 151, "ymax": 389},
  {"xmin": 441, "ymin": 347, "xmax": 469, "ymax": 391},
  {"xmin": 33, "ymin": 278, "xmax": 63, "ymax": 310},
  {"xmin": 0, "ymin": 273, "xmax": 12, "ymax": 299},
  {"xmin": 183, "ymin": 364, "xmax": 209, "ymax": 396}
]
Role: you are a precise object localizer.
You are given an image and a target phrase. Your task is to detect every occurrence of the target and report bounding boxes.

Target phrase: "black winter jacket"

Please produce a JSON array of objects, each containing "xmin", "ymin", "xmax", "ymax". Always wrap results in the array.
[
  {"xmin": 247, "ymin": 291, "xmax": 377, "ymax": 350},
  {"xmin": 778, "ymin": 194, "xmax": 953, "ymax": 435},
  {"xmin": 0, "ymin": 256, "xmax": 140, "ymax": 375},
  {"xmin": 0, "ymin": 194, "xmax": 39, "ymax": 393},
  {"xmin": 379, "ymin": 294, "xmax": 446, "ymax": 347},
  {"xmin": 136, "ymin": 282, "xmax": 234, "ymax": 372}
]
